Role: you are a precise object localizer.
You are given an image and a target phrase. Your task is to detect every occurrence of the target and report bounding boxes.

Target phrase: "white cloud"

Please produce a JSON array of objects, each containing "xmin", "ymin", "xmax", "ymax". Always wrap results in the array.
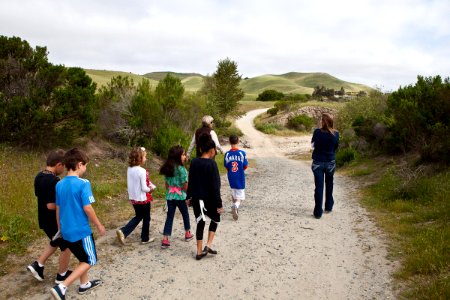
[{"xmin": 0, "ymin": 0, "xmax": 449, "ymax": 90}]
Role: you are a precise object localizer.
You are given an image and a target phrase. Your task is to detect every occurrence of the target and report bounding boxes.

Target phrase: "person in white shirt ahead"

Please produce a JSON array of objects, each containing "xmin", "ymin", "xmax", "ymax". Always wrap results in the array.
[{"xmin": 186, "ymin": 115, "xmax": 224, "ymax": 160}]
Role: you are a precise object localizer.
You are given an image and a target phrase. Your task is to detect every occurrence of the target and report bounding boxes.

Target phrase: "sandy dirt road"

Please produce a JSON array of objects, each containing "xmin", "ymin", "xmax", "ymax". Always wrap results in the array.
[{"xmin": 28, "ymin": 109, "xmax": 395, "ymax": 300}]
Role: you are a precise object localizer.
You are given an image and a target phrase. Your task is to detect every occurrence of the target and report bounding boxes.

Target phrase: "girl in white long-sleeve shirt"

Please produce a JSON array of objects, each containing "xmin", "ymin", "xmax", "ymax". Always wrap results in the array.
[{"xmin": 116, "ymin": 147, "xmax": 155, "ymax": 245}]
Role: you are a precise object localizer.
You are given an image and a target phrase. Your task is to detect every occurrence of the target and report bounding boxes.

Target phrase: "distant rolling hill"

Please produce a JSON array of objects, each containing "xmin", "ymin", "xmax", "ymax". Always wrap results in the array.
[{"xmin": 85, "ymin": 70, "xmax": 372, "ymax": 97}]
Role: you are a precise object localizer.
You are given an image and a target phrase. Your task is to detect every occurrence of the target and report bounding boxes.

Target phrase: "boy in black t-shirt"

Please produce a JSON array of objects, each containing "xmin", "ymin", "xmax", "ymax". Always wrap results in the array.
[{"xmin": 27, "ymin": 150, "xmax": 72, "ymax": 284}]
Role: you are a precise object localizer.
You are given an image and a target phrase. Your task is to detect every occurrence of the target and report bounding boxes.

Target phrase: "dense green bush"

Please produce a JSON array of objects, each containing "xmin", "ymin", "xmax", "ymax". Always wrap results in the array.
[
  {"xmin": 336, "ymin": 148, "xmax": 357, "ymax": 167},
  {"xmin": 256, "ymin": 89, "xmax": 285, "ymax": 101},
  {"xmin": 387, "ymin": 75, "xmax": 450, "ymax": 163},
  {"xmin": 151, "ymin": 124, "xmax": 189, "ymax": 158},
  {"xmin": 0, "ymin": 36, "xmax": 98, "ymax": 147},
  {"xmin": 97, "ymin": 75, "xmax": 136, "ymax": 142},
  {"xmin": 274, "ymin": 100, "xmax": 294, "ymax": 111},
  {"xmin": 255, "ymin": 123, "xmax": 283, "ymax": 134},
  {"xmin": 267, "ymin": 107, "xmax": 278, "ymax": 116},
  {"xmin": 284, "ymin": 93, "xmax": 310, "ymax": 102},
  {"xmin": 287, "ymin": 114, "xmax": 314, "ymax": 131}
]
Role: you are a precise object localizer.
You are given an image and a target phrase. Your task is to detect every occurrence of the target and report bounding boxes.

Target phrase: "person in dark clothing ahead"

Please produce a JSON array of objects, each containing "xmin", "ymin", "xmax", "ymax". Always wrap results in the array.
[
  {"xmin": 311, "ymin": 113, "xmax": 340, "ymax": 219},
  {"xmin": 187, "ymin": 134, "xmax": 223, "ymax": 260}
]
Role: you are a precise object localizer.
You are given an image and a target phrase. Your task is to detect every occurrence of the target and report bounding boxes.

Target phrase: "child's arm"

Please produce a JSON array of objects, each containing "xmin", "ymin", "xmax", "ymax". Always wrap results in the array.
[
  {"xmin": 140, "ymin": 169, "xmax": 151, "ymax": 193},
  {"xmin": 83, "ymin": 205, "xmax": 106, "ymax": 236},
  {"xmin": 56, "ymin": 205, "xmax": 60, "ymax": 231},
  {"xmin": 47, "ymin": 203, "xmax": 56, "ymax": 210}
]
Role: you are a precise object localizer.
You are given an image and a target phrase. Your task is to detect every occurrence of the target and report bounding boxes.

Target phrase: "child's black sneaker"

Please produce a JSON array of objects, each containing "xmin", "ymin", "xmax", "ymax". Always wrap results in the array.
[
  {"xmin": 55, "ymin": 270, "xmax": 72, "ymax": 284},
  {"xmin": 50, "ymin": 285, "xmax": 65, "ymax": 300},
  {"xmin": 78, "ymin": 279, "xmax": 103, "ymax": 294},
  {"xmin": 27, "ymin": 261, "xmax": 44, "ymax": 281}
]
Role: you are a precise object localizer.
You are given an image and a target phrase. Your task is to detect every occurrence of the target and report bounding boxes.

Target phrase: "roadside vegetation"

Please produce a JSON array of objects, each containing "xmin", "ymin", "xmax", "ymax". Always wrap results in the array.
[
  {"xmin": 336, "ymin": 76, "xmax": 450, "ymax": 299},
  {"xmin": 254, "ymin": 75, "xmax": 450, "ymax": 298}
]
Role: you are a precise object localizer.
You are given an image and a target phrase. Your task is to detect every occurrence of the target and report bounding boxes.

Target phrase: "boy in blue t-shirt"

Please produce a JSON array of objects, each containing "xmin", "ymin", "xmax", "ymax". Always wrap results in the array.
[
  {"xmin": 50, "ymin": 148, "xmax": 105, "ymax": 300},
  {"xmin": 224, "ymin": 135, "xmax": 248, "ymax": 221}
]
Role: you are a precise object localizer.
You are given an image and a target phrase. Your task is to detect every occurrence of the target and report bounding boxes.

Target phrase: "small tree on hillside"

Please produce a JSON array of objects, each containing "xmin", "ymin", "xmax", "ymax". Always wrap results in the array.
[
  {"xmin": 201, "ymin": 58, "xmax": 244, "ymax": 124},
  {"xmin": 97, "ymin": 75, "xmax": 136, "ymax": 142},
  {"xmin": 155, "ymin": 73, "xmax": 185, "ymax": 117},
  {"xmin": 126, "ymin": 79, "xmax": 162, "ymax": 146}
]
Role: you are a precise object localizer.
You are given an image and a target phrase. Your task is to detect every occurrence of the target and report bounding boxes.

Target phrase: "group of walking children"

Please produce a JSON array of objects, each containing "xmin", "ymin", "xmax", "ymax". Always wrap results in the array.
[
  {"xmin": 28, "ymin": 148, "xmax": 106, "ymax": 300},
  {"xmin": 27, "ymin": 118, "xmax": 248, "ymax": 299},
  {"xmin": 115, "ymin": 131, "xmax": 247, "ymax": 260}
]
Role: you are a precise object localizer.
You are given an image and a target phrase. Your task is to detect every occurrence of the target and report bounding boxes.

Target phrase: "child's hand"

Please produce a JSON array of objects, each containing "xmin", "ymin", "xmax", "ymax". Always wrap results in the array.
[
  {"xmin": 217, "ymin": 207, "xmax": 224, "ymax": 214},
  {"xmin": 97, "ymin": 223, "xmax": 106, "ymax": 236},
  {"xmin": 185, "ymin": 199, "xmax": 191, "ymax": 207}
]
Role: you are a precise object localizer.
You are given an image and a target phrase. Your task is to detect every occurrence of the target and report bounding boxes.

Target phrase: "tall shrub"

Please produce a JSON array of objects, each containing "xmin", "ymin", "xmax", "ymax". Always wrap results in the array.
[
  {"xmin": 0, "ymin": 36, "xmax": 97, "ymax": 147},
  {"xmin": 387, "ymin": 75, "xmax": 450, "ymax": 162}
]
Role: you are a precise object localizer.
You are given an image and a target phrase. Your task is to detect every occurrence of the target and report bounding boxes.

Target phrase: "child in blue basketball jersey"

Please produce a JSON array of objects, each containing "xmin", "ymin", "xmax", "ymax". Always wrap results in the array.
[
  {"xmin": 51, "ymin": 148, "xmax": 105, "ymax": 300},
  {"xmin": 224, "ymin": 135, "xmax": 248, "ymax": 221}
]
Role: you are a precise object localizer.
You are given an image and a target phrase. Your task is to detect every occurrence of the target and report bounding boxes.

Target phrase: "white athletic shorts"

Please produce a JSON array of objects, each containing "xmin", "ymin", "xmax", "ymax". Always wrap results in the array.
[{"xmin": 231, "ymin": 189, "xmax": 245, "ymax": 200}]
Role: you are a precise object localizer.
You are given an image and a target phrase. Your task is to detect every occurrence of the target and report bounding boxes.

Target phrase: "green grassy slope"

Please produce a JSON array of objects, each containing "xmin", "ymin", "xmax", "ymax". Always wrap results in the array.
[
  {"xmin": 85, "ymin": 69, "xmax": 373, "ymax": 96},
  {"xmin": 143, "ymin": 71, "xmax": 204, "ymax": 81},
  {"xmin": 240, "ymin": 72, "xmax": 372, "ymax": 96},
  {"xmin": 84, "ymin": 69, "xmax": 158, "ymax": 88}
]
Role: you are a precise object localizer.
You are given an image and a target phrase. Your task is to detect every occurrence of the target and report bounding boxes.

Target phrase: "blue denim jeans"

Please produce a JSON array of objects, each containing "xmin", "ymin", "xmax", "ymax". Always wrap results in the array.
[
  {"xmin": 163, "ymin": 200, "xmax": 191, "ymax": 236},
  {"xmin": 311, "ymin": 160, "xmax": 336, "ymax": 218},
  {"xmin": 121, "ymin": 202, "xmax": 151, "ymax": 242}
]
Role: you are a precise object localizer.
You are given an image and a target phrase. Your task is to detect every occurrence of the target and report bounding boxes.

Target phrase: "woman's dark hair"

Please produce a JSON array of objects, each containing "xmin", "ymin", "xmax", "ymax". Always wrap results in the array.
[
  {"xmin": 160, "ymin": 145, "xmax": 184, "ymax": 177},
  {"xmin": 198, "ymin": 133, "xmax": 216, "ymax": 154}
]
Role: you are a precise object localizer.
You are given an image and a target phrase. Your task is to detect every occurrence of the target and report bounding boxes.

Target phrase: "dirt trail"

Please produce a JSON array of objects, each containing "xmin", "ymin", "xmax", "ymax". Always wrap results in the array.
[{"xmin": 27, "ymin": 109, "xmax": 394, "ymax": 300}]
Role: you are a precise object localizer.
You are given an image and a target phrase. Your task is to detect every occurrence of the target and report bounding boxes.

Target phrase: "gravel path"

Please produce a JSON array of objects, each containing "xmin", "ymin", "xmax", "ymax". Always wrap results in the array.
[{"xmin": 29, "ymin": 109, "xmax": 395, "ymax": 300}]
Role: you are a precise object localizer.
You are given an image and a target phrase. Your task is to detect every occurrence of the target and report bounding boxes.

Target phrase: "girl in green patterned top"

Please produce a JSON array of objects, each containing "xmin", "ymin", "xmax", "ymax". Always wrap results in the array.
[{"xmin": 160, "ymin": 145, "xmax": 193, "ymax": 248}]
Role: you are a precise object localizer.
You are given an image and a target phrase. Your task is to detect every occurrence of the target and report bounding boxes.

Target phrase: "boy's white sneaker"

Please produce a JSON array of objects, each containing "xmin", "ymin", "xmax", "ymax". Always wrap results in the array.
[{"xmin": 231, "ymin": 205, "xmax": 238, "ymax": 221}]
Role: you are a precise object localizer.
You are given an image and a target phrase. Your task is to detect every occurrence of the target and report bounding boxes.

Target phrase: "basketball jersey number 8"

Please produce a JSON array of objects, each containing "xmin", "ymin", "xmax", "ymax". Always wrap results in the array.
[{"xmin": 231, "ymin": 161, "xmax": 238, "ymax": 172}]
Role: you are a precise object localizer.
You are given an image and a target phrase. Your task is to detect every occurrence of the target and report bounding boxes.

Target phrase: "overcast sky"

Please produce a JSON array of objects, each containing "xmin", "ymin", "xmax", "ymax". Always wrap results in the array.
[{"xmin": 1, "ymin": 0, "xmax": 449, "ymax": 91}]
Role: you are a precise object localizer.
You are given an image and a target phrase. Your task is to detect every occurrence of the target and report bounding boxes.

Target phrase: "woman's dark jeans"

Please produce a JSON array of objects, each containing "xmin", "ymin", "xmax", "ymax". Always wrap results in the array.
[
  {"xmin": 163, "ymin": 200, "xmax": 191, "ymax": 236},
  {"xmin": 311, "ymin": 160, "xmax": 336, "ymax": 218},
  {"xmin": 121, "ymin": 202, "xmax": 151, "ymax": 242}
]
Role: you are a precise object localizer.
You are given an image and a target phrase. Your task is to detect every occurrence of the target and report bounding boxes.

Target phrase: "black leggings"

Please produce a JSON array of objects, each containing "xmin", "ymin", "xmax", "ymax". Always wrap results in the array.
[{"xmin": 196, "ymin": 220, "xmax": 218, "ymax": 240}]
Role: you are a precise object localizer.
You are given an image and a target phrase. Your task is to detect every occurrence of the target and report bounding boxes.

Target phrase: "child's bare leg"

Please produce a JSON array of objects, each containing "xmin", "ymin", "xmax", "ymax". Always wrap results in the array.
[
  {"xmin": 196, "ymin": 240, "xmax": 203, "ymax": 255},
  {"xmin": 58, "ymin": 249, "xmax": 71, "ymax": 274},
  {"xmin": 62, "ymin": 262, "xmax": 90, "ymax": 287},
  {"xmin": 38, "ymin": 244, "xmax": 57, "ymax": 265},
  {"xmin": 206, "ymin": 231, "xmax": 215, "ymax": 248}
]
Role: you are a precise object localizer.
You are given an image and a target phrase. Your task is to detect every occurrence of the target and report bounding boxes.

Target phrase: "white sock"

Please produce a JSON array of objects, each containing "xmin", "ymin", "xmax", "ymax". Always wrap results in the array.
[
  {"xmin": 37, "ymin": 262, "xmax": 44, "ymax": 267},
  {"xmin": 59, "ymin": 271, "xmax": 67, "ymax": 276},
  {"xmin": 235, "ymin": 201, "xmax": 241, "ymax": 209},
  {"xmin": 58, "ymin": 284, "xmax": 67, "ymax": 295},
  {"xmin": 80, "ymin": 281, "xmax": 92, "ymax": 289}
]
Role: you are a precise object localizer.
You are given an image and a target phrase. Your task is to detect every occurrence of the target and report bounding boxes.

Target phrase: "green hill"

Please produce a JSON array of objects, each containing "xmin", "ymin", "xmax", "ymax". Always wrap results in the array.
[
  {"xmin": 143, "ymin": 71, "xmax": 204, "ymax": 81},
  {"xmin": 240, "ymin": 72, "xmax": 372, "ymax": 97},
  {"xmin": 84, "ymin": 69, "xmax": 158, "ymax": 88},
  {"xmin": 85, "ymin": 69, "xmax": 373, "ymax": 97}
]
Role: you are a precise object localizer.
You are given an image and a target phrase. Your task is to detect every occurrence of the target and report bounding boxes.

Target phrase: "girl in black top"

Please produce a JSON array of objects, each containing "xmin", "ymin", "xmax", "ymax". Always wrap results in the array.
[{"xmin": 187, "ymin": 135, "xmax": 223, "ymax": 260}]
